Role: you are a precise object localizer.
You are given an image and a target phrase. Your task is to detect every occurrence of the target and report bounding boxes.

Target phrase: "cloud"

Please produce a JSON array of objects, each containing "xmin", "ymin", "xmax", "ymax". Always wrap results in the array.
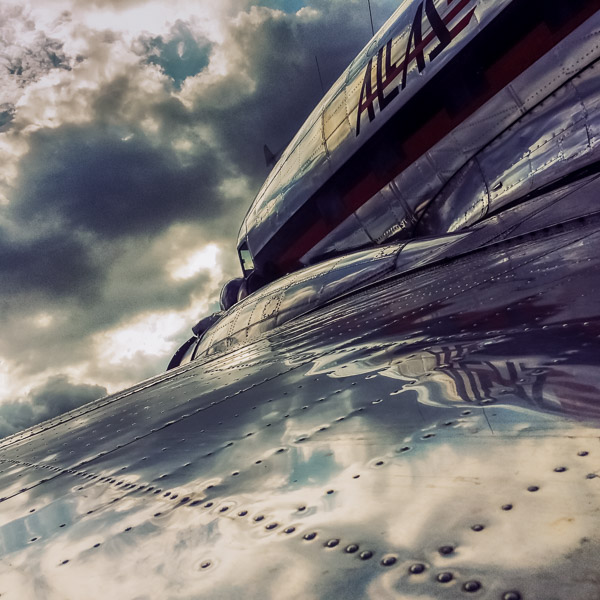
[
  {"xmin": 0, "ymin": 375, "xmax": 107, "ymax": 438},
  {"xmin": 0, "ymin": 3, "xmax": 72, "ymax": 113},
  {"xmin": 13, "ymin": 124, "xmax": 228, "ymax": 240}
]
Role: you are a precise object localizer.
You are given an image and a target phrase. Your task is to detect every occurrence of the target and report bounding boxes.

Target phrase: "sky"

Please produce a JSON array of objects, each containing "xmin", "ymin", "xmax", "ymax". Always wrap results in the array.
[{"xmin": 0, "ymin": 0, "xmax": 400, "ymax": 437}]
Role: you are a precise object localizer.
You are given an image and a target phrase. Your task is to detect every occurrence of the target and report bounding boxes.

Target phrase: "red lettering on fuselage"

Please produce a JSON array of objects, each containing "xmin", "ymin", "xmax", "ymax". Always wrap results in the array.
[
  {"xmin": 356, "ymin": 58, "xmax": 376, "ymax": 136},
  {"xmin": 356, "ymin": 0, "xmax": 476, "ymax": 136}
]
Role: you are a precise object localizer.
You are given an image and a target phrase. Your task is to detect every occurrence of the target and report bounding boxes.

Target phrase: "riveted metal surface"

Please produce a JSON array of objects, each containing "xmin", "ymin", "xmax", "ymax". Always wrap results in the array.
[{"xmin": 2, "ymin": 174, "xmax": 600, "ymax": 598}]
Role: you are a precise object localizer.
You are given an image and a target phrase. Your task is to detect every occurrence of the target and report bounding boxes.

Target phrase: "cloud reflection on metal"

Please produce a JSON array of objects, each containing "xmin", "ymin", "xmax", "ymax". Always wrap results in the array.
[{"xmin": 1, "ymin": 182, "xmax": 600, "ymax": 597}]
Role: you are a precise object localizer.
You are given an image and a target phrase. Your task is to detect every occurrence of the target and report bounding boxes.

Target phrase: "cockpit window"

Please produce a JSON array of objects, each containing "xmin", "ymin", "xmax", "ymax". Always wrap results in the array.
[{"xmin": 239, "ymin": 243, "xmax": 254, "ymax": 276}]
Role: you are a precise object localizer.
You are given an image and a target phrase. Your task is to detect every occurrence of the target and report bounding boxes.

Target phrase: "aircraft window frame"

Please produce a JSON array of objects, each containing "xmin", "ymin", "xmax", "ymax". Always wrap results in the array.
[{"xmin": 238, "ymin": 243, "xmax": 254, "ymax": 276}]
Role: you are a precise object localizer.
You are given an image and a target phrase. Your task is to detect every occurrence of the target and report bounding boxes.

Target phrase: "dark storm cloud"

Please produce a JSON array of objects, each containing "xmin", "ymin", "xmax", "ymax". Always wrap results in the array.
[
  {"xmin": 14, "ymin": 124, "xmax": 227, "ymax": 240},
  {"xmin": 0, "ymin": 229, "xmax": 104, "ymax": 302},
  {"xmin": 0, "ymin": 375, "xmax": 107, "ymax": 438},
  {"xmin": 140, "ymin": 21, "xmax": 213, "ymax": 90}
]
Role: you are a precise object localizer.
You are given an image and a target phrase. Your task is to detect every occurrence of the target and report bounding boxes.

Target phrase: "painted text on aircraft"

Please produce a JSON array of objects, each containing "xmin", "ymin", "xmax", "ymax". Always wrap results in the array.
[{"xmin": 356, "ymin": 0, "xmax": 476, "ymax": 135}]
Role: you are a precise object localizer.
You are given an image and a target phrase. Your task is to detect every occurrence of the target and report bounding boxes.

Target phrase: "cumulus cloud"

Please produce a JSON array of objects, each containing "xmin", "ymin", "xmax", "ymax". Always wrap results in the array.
[
  {"xmin": 0, "ymin": 0, "xmax": 399, "ymax": 430},
  {"xmin": 0, "ymin": 375, "xmax": 107, "ymax": 438},
  {"xmin": 0, "ymin": 4, "xmax": 71, "ymax": 105}
]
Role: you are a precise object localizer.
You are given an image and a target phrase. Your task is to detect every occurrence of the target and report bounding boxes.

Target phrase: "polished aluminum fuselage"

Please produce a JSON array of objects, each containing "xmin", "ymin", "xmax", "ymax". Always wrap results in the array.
[
  {"xmin": 3, "ymin": 177, "xmax": 600, "ymax": 598},
  {"xmin": 238, "ymin": 0, "xmax": 600, "ymax": 278}
]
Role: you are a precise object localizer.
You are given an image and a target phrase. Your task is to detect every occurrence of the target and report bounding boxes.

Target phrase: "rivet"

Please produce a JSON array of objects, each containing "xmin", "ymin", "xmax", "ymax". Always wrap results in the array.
[
  {"xmin": 471, "ymin": 524, "xmax": 485, "ymax": 532},
  {"xmin": 463, "ymin": 581, "xmax": 481, "ymax": 592},
  {"xmin": 30, "ymin": 537, "xmax": 37, "ymax": 542},
  {"xmin": 125, "ymin": 527, "xmax": 132, "ymax": 532},
  {"xmin": 254, "ymin": 515, "xmax": 264, "ymax": 522},
  {"xmin": 578, "ymin": 451, "xmax": 589, "ymax": 457},
  {"xmin": 325, "ymin": 539, "xmax": 339, "ymax": 548},
  {"xmin": 409, "ymin": 563, "xmax": 425, "ymax": 574},
  {"xmin": 586, "ymin": 473, "xmax": 597, "ymax": 479},
  {"xmin": 284, "ymin": 527, "xmax": 296, "ymax": 534},
  {"xmin": 345, "ymin": 544, "xmax": 359, "ymax": 553},
  {"xmin": 238, "ymin": 510, "xmax": 248, "ymax": 517},
  {"xmin": 93, "ymin": 543, "xmax": 100, "ymax": 548},
  {"xmin": 359, "ymin": 550, "xmax": 373, "ymax": 560},
  {"xmin": 527, "ymin": 486, "xmax": 539, "ymax": 492},
  {"xmin": 204, "ymin": 502, "xmax": 213, "ymax": 508},
  {"xmin": 200, "ymin": 561, "xmax": 211, "ymax": 569},
  {"xmin": 265, "ymin": 523, "xmax": 278, "ymax": 530},
  {"xmin": 381, "ymin": 555, "xmax": 397, "ymax": 566},
  {"xmin": 326, "ymin": 490, "xmax": 334, "ymax": 495},
  {"xmin": 375, "ymin": 461, "xmax": 384, "ymax": 466},
  {"xmin": 60, "ymin": 560, "xmax": 69, "ymax": 566},
  {"xmin": 439, "ymin": 545, "xmax": 454, "ymax": 555},
  {"xmin": 303, "ymin": 532, "xmax": 317, "ymax": 541},
  {"xmin": 437, "ymin": 572, "xmax": 453, "ymax": 583},
  {"xmin": 297, "ymin": 506, "xmax": 306, "ymax": 512},
  {"xmin": 154, "ymin": 512, "xmax": 162, "ymax": 517},
  {"xmin": 220, "ymin": 507, "xmax": 229, "ymax": 513},
  {"xmin": 502, "ymin": 592, "xmax": 521, "ymax": 600},
  {"xmin": 502, "ymin": 504, "xmax": 513, "ymax": 511}
]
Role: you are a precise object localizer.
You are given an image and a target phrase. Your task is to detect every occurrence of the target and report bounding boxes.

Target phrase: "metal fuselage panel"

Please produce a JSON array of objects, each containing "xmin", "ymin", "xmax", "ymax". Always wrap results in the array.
[
  {"xmin": 239, "ymin": 0, "xmax": 600, "ymax": 277},
  {"xmin": 2, "ymin": 181, "xmax": 600, "ymax": 598}
]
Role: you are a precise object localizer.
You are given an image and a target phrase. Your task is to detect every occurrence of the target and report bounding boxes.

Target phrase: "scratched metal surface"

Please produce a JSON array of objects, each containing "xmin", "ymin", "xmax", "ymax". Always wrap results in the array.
[{"xmin": 2, "ymin": 182, "xmax": 600, "ymax": 598}]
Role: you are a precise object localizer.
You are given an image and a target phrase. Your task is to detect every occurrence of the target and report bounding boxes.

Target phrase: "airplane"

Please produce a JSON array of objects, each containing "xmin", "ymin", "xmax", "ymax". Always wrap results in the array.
[{"xmin": 1, "ymin": 0, "xmax": 600, "ymax": 598}]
